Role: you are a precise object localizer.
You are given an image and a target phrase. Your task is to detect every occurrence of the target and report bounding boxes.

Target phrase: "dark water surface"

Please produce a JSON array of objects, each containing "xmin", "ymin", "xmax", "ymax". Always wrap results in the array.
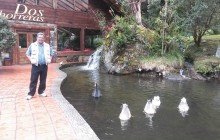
[{"xmin": 61, "ymin": 66, "xmax": 220, "ymax": 140}]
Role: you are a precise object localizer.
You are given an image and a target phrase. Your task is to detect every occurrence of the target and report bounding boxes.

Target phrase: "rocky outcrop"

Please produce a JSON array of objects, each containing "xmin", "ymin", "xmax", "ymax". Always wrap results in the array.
[
  {"xmin": 102, "ymin": 43, "xmax": 145, "ymax": 74},
  {"xmin": 102, "ymin": 44, "xmax": 218, "ymax": 80},
  {"xmin": 184, "ymin": 62, "xmax": 206, "ymax": 80},
  {"xmin": 215, "ymin": 46, "xmax": 220, "ymax": 58}
]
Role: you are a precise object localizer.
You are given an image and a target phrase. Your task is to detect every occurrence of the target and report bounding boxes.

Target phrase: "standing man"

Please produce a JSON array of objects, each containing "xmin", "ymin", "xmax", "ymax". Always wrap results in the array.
[{"xmin": 26, "ymin": 32, "xmax": 53, "ymax": 100}]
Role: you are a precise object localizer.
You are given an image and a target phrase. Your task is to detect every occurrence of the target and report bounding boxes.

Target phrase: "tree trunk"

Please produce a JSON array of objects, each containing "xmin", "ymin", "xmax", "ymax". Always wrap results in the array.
[
  {"xmin": 129, "ymin": 0, "xmax": 143, "ymax": 25},
  {"xmin": 0, "ymin": 51, "xmax": 2, "ymax": 66},
  {"xmin": 193, "ymin": 28, "xmax": 202, "ymax": 47},
  {"xmin": 161, "ymin": 0, "xmax": 168, "ymax": 55},
  {"xmin": 135, "ymin": 1, "xmax": 142, "ymax": 25},
  {"xmin": 194, "ymin": 35, "xmax": 202, "ymax": 47}
]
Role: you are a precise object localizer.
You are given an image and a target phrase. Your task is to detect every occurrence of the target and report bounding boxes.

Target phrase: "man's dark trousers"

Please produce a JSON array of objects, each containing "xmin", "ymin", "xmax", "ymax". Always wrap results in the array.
[{"xmin": 28, "ymin": 64, "xmax": 48, "ymax": 96}]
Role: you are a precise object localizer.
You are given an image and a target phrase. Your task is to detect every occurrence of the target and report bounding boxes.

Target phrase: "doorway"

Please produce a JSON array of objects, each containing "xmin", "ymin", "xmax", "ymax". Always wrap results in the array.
[{"xmin": 15, "ymin": 30, "xmax": 45, "ymax": 64}]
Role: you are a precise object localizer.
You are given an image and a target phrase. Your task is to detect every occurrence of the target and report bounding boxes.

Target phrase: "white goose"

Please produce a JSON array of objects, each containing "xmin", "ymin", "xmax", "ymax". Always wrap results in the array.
[
  {"xmin": 152, "ymin": 96, "xmax": 161, "ymax": 108},
  {"xmin": 119, "ymin": 104, "xmax": 131, "ymax": 121},
  {"xmin": 144, "ymin": 100, "xmax": 156, "ymax": 115},
  {"xmin": 178, "ymin": 97, "xmax": 189, "ymax": 112}
]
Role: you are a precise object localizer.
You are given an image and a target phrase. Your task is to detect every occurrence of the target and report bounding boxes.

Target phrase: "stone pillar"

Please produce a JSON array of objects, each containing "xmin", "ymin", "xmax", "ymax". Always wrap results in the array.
[
  {"xmin": 50, "ymin": 26, "xmax": 57, "ymax": 62},
  {"xmin": 80, "ymin": 28, "xmax": 85, "ymax": 51}
]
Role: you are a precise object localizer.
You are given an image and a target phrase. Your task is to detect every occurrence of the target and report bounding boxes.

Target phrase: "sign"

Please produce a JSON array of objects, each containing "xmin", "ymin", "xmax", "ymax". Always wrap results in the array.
[{"xmin": 0, "ymin": 4, "xmax": 44, "ymax": 22}]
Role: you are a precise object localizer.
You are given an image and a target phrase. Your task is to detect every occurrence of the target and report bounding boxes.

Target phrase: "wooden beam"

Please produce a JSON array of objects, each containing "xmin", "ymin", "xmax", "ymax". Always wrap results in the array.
[
  {"xmin": 53, "ymin": 0, "xmax": 57, "ymax": 9},
  {"xmin": 80, "ymin": 28, "xmax": 85, "ymax": 51}
]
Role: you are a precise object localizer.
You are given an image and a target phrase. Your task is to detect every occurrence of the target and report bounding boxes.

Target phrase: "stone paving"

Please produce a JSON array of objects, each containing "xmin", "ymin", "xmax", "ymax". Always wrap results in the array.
[{"xmin": 0, "ymin": 63, "xmax": 99, "ymax": 140}]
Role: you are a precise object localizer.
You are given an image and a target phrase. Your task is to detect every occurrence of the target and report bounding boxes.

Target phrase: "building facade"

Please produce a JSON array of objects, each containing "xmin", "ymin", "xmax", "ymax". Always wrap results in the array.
[{"xmin": 0, "ymin": 0, "xmax": 118, "ymax": 64}]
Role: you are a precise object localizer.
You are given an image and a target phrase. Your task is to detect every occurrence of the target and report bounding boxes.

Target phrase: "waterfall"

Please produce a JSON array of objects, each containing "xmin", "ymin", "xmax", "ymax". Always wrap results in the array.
[{"xmin": 82, "ymin": 46, "xmax": 103, "ymax": 70}]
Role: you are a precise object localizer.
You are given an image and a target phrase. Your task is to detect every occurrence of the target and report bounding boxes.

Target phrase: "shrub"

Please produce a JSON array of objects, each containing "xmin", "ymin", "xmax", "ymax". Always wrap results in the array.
[
  {"xmin": 194, "ymin": 56, "xmax": 220, "ymax": 74},
  {"xmin": 105, "ymin": 16, "xmax": 159, "ymax": 55},
  {"xmin": 105, "ymin": 16, "xmax": 138, "ymax": 50},
  {"xmin": 0, "ymin": 16, "xmax": 16, "ymax": 53},
  {"xmin": 93, "ymin": 37, "xmax": 103, "ymax": 47}
]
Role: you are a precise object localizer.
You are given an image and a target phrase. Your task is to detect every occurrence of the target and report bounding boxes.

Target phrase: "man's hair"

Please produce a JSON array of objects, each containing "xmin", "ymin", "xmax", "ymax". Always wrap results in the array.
[{"xmin": 37, "ymin": 32, "xmax": 44, "ymax": 37}]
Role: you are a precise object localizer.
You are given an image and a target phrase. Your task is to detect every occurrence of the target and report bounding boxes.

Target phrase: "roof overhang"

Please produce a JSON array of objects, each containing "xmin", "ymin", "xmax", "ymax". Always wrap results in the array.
[{"xmin": 101, "ymin": 0, "xmax": 121, "ymax": 13}]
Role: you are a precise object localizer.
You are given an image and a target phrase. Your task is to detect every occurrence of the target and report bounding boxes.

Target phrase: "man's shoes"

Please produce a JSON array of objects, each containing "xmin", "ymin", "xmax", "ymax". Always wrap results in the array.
[
  {"xmin": 26, "ymin": 95, "xmax": 33, "ymax": 100},
  {"xmin": 39, "ymin": 92, "xmax": 47, "ymax": 97}
]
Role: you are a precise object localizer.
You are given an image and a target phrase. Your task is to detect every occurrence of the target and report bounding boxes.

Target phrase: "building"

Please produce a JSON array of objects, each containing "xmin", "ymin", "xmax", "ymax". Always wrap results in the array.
[{"xmin": 0, "ymin": 0, "xmax": 119, "ymax": 64}]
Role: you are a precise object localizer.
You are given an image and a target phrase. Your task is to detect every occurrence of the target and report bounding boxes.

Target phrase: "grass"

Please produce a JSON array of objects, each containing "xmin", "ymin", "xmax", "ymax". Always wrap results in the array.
[
  {"xmin": 189, "ymin": 34, "xmax": 220, "ymax": 74},
  {"xmin": 203, "ymin": 35, "xmax": 220, "ymax": 41},
  {"xmin": 139, "ymin": 34, "xmax": 220, "ymax": 74},
  {"xmin": 185, "ymin": 34, "xmax": 220, "ymax": 60},
  {"xmin": 141, "ymin": 53, "xmax": 184, "ymax": 70},
  {"xmin": 188, "ymin": 34, "xmax": 220, "ymax": 41}
]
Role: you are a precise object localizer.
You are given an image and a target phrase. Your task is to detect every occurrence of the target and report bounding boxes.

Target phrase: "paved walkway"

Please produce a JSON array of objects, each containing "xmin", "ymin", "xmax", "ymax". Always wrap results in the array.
[{"xmin": 0, "ymin": 63, "xmax": 99, "ymax": 140}]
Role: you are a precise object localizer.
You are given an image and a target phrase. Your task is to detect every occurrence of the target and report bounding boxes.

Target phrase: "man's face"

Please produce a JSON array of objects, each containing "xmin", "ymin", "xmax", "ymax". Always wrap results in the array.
[{"xmin": 37, "ymin": 34, "xmax": 44, "ymax": 44}]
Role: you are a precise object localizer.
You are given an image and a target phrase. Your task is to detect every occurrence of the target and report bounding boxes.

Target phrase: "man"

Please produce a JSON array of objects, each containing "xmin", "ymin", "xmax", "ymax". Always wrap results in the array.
[{"xmin": 26, "ymin": 32, "xmax": 53, "ymax": 100}]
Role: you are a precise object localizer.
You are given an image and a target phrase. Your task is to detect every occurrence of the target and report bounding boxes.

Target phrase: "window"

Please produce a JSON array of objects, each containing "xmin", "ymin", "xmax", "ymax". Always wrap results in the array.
[
  {"xmin": 19, "ymin": 34, "xmax": 27, "ymax": 48},
  {"xmin": 17, "ymin": 0, "xmax": 26, "ymax": 3},
  {"xmin": 17, "ymin": 0, "xmax": 40, "ymax": 5},
  {"xmin": 32, "ymin": 33, "xmax": 37, "ymax": 42},
  {"xmin": 35, "ymin": 0, "xmax": 40, "ymax": 5}
]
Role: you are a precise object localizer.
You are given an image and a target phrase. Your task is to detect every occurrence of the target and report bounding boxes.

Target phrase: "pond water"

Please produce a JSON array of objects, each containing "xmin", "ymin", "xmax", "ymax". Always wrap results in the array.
[{"xmin": 61, "ymin": 66, "xmax": 220, "ymax": 140}]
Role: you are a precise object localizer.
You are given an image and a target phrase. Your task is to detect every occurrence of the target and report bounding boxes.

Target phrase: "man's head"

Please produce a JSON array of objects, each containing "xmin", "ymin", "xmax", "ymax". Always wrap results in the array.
[{"xmin": 37, "ymin": 32, "xmax": 44, "ymax": 44}]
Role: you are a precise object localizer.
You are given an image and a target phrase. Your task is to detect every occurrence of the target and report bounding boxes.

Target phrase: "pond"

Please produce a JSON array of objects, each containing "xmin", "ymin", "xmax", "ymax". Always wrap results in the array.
[{"xmin": 61, "ymin": 66, "xmax": 220, "ymax": 140}]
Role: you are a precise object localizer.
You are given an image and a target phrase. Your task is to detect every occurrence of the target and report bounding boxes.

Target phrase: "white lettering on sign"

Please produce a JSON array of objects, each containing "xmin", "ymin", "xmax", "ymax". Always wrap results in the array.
[{"xmin": 0, "ymin": 4, "xmax": 44, "ymax": 22}]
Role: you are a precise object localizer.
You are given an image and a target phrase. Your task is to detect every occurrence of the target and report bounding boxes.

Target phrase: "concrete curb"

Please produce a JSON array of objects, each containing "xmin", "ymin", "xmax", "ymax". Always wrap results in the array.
[{"xmin": 51, "ymin": 65, "xmax": 100, "ymax": 140}]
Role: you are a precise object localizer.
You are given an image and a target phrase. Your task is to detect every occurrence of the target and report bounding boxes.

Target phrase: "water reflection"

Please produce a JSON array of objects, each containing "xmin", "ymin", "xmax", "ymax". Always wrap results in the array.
[
  {"xmin": 89, "ymin": 70, "xmax": 100, "ymax": 84},
  {"xmin": 178, "ymin": 97, "xmax": 189, "ymax": 117},
  {"xmin": 145, "ymin": 113, "xmax": 154, "ymax": 128},
  {"xmin": 61, "ymin": 66, "xmax": 220, "ymax": 140},
  {"xmin": 120, "ymin": 120, "xmax": 130, "ymax": 131}
]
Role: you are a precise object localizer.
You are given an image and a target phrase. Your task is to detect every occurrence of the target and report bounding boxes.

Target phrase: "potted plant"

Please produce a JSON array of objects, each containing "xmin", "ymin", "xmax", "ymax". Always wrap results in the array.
[{"xmin": 0, "ymin": 16, "xmax": 16, "ymax": 66}]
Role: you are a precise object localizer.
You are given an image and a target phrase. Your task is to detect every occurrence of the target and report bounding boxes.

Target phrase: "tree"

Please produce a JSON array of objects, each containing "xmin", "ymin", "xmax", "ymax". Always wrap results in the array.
[
  {"xmin": 142, "ymin": 0, "xmax": 182, "ymax": 55},
  {"xmin": 176, "ymin": 0, "xmax": 220, "ymax": 47},
  {"xmin": 118, "ymin": 0, "xmax": 146, "ymax": 25},
  {"xmin": 0, "ymin": 16, "xmax": 16, "ymax": 57}
]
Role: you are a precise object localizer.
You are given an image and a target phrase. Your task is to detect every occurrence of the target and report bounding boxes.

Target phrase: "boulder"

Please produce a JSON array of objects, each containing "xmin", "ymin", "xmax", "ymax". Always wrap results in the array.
[
  {"xmin": 102, "ymin": 43, "xmax": 144, "ymax": 74},
  {"xmin": 215, "ymin": 46, "xmax": 220, "ymax": 58}
]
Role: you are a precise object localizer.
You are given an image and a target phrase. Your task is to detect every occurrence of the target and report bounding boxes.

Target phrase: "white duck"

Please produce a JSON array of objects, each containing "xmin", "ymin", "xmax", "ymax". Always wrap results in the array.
[
  {"xmin": 178, "ymin": 97, "xmax": 189, "ymax": 112},
  {"xmin": 144, "ymin": 100, "xmax": 156, "ymax": 114},
  {"xmin": 119, "ymin": 104, "xmax": 131, "ymax": 121},
  {"xmin": 152, "ymin": 96, "xmax": 161, "ymax": 108}
]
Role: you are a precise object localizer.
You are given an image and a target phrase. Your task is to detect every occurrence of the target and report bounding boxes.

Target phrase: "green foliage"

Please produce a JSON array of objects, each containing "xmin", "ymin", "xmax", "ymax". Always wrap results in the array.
[
  {"xmin": 184, "ymin": 35, "xmax": 220, "ymax": 63},
  {"xmin": 142, "ymin": 0, "xmax": 220, "ymax": 53},
  {"xmin": 184, "ymin": 44, "xmax": 200, "ymax": 63},
  {"xmin": 194, "ymin": 57, "xmax": 220, "ymax": 74},
  {"xmin": 141, "ymin": 0, "xmax": 188, "ymax": 55},
  {"xmin": 93, "ymin": 37, "xmax": 103, "ymax": 47},
  {"xmin": 105, "ymin": 15, "xmax": 161, "ymax": 55},
  {"xmin": 175, "ymin": 0, "xmax": 220, "ymax": 47},
  {"xmin": 94, "ymin": 10, "xmax": 107, "ymax": 31},
  {"xmin": 0, "ymin": 16, "xmax": 16, "ymax": 53},
  {"xmin": 116, "ymin": 0, "xmax": 135, "ymax": 15},
  {"xmin": 136, "ymin": 25, "xmax": 160, "ymax": 54},
  {"xmin": 105, "ymin": 16, "xmax": 138, "ymax": 51},
  {"xmin": 205, "ymin": 29, "xmax": 215, "ymax": 35},
  {"xmin": 85, "ymin": 36, "xmax": 103, "ymax": 49}
]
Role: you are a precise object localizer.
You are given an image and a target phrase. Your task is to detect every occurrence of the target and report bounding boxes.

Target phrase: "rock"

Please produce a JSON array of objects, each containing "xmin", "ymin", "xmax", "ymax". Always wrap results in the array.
[
  {"xmin": 184, "ymin": 62, "xmax": 206, "ymax": 80},
  {"xmin": 102, "ymin": 43, "xmax": 144, "ymax": 75},
  {"xmin": 165, "ymin": 74, "xmax": 190, "ymax": 81},
  {"xmin": 215, "ymin": 46, "xmax": 220, "ymax": 58}
]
